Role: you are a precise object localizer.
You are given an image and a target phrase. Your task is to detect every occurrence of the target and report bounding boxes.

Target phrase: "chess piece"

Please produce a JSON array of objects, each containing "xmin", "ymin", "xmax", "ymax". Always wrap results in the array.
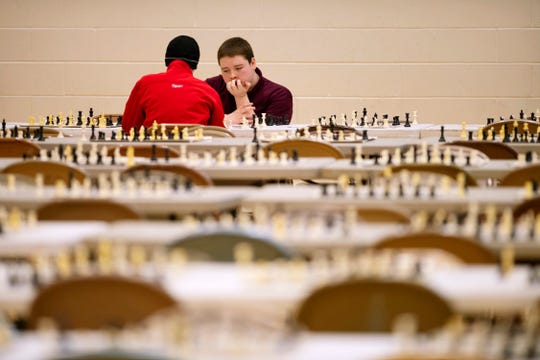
[
  {"xmin": 500, "ymin": 244, "xmax": 515, "ymax": 276},
  {"xmin": 438, "ymin": 126, "xmax": 446, "ymax": 142},
  {"xmin": 404, "ymin": 113, "xmax": 411, "ymax": 127},
  {"xmin": 460, "ymin": 122, "xmax": 467, "ymax": 139},
  {"xmin": 0, "ymin": 119, "xmax": 6, "ymax": 138},
  {"xmin": 252, "ymin": 127, "xmax": 258, "ymax": 143}
]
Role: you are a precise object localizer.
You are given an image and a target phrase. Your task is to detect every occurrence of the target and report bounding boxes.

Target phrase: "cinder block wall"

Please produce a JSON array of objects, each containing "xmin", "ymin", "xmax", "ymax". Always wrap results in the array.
[{"xmin": 1, "ymin": 0, "xmax": 539, "ymax": 125}]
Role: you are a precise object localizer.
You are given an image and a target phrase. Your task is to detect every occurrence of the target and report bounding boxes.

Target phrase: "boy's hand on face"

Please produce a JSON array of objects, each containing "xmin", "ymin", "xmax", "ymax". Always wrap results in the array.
[{"xmin": 226, "ymin": 79, "xmax": 251, "ymax": 98}]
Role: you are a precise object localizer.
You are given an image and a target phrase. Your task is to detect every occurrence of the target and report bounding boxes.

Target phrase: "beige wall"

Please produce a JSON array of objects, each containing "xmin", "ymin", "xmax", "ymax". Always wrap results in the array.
[{"xmin": 0, "ymin": 0, "xmax": 539, "ymax": 125}]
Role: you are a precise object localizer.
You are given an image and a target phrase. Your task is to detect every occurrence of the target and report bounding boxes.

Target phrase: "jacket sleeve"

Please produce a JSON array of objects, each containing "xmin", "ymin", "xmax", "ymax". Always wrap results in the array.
[
  {"xmin": 264, "ymin": 86, "xmax": 293, "ymax": 122},
  {"xmin": 208, "ymin": 89, "xmax": 226, "ymax": 128},
  {"xmin": 122, "ymin": 80, "xmax": 146, "ymax": 132}
]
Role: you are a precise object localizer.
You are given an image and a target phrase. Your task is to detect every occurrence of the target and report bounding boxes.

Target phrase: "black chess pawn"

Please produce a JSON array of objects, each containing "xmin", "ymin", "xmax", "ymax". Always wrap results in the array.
[
  {"xmin": 404, "ymin": 112, "xmax": 411, "ymax": 127},
  {"xmin": 509, "ymin": 114, "xmax": 514, "ymax": 120},
  {"xmin": 1, "ymin": 119, "xmax": 6, "ymax": 137},
  {"xmin": 362, "ymin": 130, "xmax": 369, "ymax": 141},
  {"xmin": 110, "ymin": 131, "xmax": 117, "ymax": 141},
  {"xmin": 414, "ymin": 184, "xmax": 421, "ymax": 198},
  {"xmin": 90, "ymin": 125, "xmax": 96, "ymax": 140},
  {"xmin": 96, "ymin": 152, "xmax": 103, "ymax": 165},
  {"xmin": 465, "ymin": 155, "xmax": 471, "ymax": 166},
  {"xmin": 359, "ymin": 116, "xmax": 366, "ymax": 127},
  {"xmin": 24, "ymin": 127, "xmax": 31, "ymax": 139},
  {"xmin": 292, "ymin": 150, "xmax": 299, "ymax": 162},
  {"xmin": 525, "ymin": 151, "xmax": 533, "ymax": 163},
  {"xmin": 386, "ymin": 154, "xmax": 393, "ymax": 165},
  {"xmin": 468, "ymin": 130, "xmax": 474, "ymax": 141},
  {"xmin": 150, "ymin": 144, "xmax": 157, "ymax": 162},
  {"xmin": 413, "ymin": 145, "xmax": 418, "ymax": 163},
  {"xmin": 283, "ymin": 115, "xmax": 291, "ymax": 125},
  {"xmin": 491, "ymin": 130, "xmax": 496, "ymax": 141},
  {"xmin": 106, "ymin": 116, "xmax": 113, "ymax": 127},
  {"xmin": 362, "ymin": 107, "xmax": 367, "ymax": 118},
  {"xmin": 438, "ymin": 126, "xmax": 446, "ymax": 142},
  {"xmin": 503, "ymin": 124, "xmax": 511, "ymax": 142},
  {"xmin": 185, "ymin": 179, "xmax": 193, "ymax": 192},
  {"xmin": 86, "ymin": 116, "xmax": 91, "ymax": 126},
  {"xmin": 252, "ymin": 127, "xmax": 258, "ymax": 143},
  {"xmin": 58, "ymin": 144, "xmax": 64, "ymax": 160},
  {"xmin": 143, "ymin": 127, "xmax": 150, "ymax": 141},
  {"xmin": 371, "ymin": 113, "xmax": 377, "ymax": 126},
  {"xmin": 84, "ymin": 151, "xmax": 91, "ymax": 165},
  {"xmin": 373, "ymin": 154, "xmax": 379, "ymax": 165},
  {"xmin": 72, "ymin": 152, "xmax": 78, "ymax": 164},
  {"xmin": 38, "ymin": 126, "xmax": 45, "ymax": 141},
  {"xmin": 110, "ymin": 152, "xmax": 115, "ymax": 166},
  {"xmin": 520, "ymin": 109, "xmax": 524, "ymax": 120},
  {"xmin": 482, "ymin": 129, "xmax": 488, "ymax": 141},
  {"xmin": 89, "ymin": 107, "xmax": 94, "ymax": 118},
  {"xmin": 116, "ymin": 115, "xmax": 122, "ymax": 126},
  {"xmin": 350, "ymin": 147, "xmax": 356, "ymax": 165},
  {"xmin": 398, "ymin": 183, "xmax": 404, "ymax": 198},
  {"xmin": 531, "ymin": 112, "xmax": 537, "ymax": 121},
  {"xmin": 13, "ymin": 125, "xmax": 18, "ymax": 138},
  {"xmin": 164, "ymin": 148, "xmax": 170, "ymax": 162}
]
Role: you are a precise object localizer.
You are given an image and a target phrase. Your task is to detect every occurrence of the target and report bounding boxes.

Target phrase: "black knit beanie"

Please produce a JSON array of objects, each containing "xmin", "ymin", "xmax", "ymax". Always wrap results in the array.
[{"xmin": 165, "ymin": 35, "xmax": 200, "ymax": 69}]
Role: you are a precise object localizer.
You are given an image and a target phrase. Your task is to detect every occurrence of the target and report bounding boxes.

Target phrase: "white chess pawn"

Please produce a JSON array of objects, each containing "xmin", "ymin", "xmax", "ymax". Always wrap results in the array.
[
  {"xmin": 203, "ymin": 151, "xmax": 212, "ymax": 166},
  {"xmin": 244, "ymin": 145, "xmax": 254, "ymax": 165},
  {"xmin": 35, "ymin": 174, "xmax": 44, "ymax": 197},
  {"xmin": 412, "ymin": 110, "xmax": 418, "ymax": 125},
  {"xmin": 216, "ymin": 149, "xmax": 226, "ymax": 165},
  {"xmin": 229, "ymin": 147, "xmax": 238, "ymax": 166},
  {"xmin": 393, "ymin": 148, "xmax": 402, "ymax": 165},
  {"xmin": 179, "ymin": 144, "xmax": 188, "ymax": 163},
  {"xmin": 354, "ymin": 145, "xmax": 362, "ymax": 165}
]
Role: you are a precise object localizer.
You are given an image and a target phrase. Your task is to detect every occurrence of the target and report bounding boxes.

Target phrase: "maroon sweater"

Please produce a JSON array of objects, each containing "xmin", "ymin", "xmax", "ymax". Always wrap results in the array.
[{"xmin": 206, "ymin": 68, "xmax": 293, "ymax": 123}]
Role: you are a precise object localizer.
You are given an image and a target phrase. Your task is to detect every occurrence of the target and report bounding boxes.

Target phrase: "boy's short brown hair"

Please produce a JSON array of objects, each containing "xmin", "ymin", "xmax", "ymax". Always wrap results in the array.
[{"xmin": 217, "ymin": 37, "xmax": 254, "ymax": 62}]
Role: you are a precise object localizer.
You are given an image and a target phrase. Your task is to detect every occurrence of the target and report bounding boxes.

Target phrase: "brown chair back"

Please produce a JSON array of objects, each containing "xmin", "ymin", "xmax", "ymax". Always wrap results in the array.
[
  {"xmin": 447, "ymin": 141, "xmax": 517, "ymax": 160},
  {"xmin": 373, "ymin": 231, "xmax": 497, "ymax": 264},
  {"xmin": 37, "ymin": 199, "xmax": 142, "ymax": 221},
  {"xmin": 390, "ymin": 164, "xmax": 478, "ymax": 187},
  {"xmin": 123, "ymin": 164, "xmax": 213, "ymax": 186},
  {"xmin": 1, "ymin": 160, "xmax": 87, "ymax": 185},
  {"xmin": 295, "ymin": 278, "xmax": 454, "ymax": 332},
  {"xmin": 263, "ymin": 139, "xmax": 344, "ymax": 159},
  {"xmin": 499, "ymin": 164, "xmax": 540, "ymax": 187},
  {"xmin": 196, "ymin": 125, "xmax": 235, "ymax": 138},
  {"xmin": 0, "ymin": 138, "xmax": 40, "ymax": 158},
  {"xmin": 168, "ymin": 231, "xmax": 294, "ymax": 262},
  {"xmin": 28, "ymin": 275, "xmax": 177, "ymax": 330},
  {"xmin": 513, "ymin": 196, "xmax": 540, "ymax": 219},
  {"xmin": 482, "ymin": 119, "xmax": 539, "ymax": 136},
  {"xmin": 356, "ymin": 207, "xmax": 411, "ymax": 224}
]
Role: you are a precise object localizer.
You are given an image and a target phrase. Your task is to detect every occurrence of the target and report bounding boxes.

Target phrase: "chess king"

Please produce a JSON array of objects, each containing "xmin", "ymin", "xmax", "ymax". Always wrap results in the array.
[{"xmin": 122, "ymin": 35, "xmax": 225, "ymax": 132}]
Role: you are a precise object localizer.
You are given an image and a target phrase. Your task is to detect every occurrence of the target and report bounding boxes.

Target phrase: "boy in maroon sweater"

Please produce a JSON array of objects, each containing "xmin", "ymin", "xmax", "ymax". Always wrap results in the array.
[{"xmin": 206, "ymin": 37, "xmax": 293, "ymax": 125}]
